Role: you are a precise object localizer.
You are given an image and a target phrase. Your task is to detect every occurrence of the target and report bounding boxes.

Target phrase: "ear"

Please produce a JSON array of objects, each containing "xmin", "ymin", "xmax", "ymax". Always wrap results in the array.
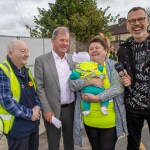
[
  {"xmin": 147, "ymin": 25, "xmax": 150, "ymax": 33},
  {"xmin": 51, "ymin": 38, "xmax": 55, "ymax": 44},
  {"xmin": 104, "ymin": 49, "xmax": 108, "ymax": 55},
  {"xmin": 8, "ymin": 50, "xmax": 14, "ymax": 59},
  {"xmin": 126, "ymin": 21, "xmax": 129, "ymax": 31}
]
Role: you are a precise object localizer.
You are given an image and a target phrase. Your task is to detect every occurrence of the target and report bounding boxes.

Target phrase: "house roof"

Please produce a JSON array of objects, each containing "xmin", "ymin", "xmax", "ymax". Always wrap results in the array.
[{"xmin": 109, "ymin": 18, "xmax": 129, "ymax": 35}]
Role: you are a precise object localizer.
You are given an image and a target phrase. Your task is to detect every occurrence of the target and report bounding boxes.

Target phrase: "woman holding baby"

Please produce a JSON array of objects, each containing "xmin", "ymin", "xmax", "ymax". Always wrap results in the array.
[{"xmin": 70, "ymin": 33, "xmax": 128, "ymax": 150}]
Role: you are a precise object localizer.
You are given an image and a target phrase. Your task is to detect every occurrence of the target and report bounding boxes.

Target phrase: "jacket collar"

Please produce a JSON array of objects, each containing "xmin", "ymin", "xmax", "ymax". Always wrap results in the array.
[
  {"xmin": 120, "ymin": 34, "xmax": 150, "ymax": 46},
  {"xmin": 7, "ymin": 56, "xmax": 27, "ymax": 77}
]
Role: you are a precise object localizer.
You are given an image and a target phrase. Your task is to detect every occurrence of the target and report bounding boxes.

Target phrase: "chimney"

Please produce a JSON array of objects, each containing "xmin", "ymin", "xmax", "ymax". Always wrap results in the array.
[{"xmin": 118, "ymin": 17, "xmax": 126, "ymax": 25}]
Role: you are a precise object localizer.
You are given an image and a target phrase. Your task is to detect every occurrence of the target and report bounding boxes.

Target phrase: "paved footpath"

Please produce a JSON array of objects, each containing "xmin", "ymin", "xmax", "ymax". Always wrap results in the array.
[
  {"xmin": 38, "ymin": 125, "xmax": 149, "ymax": 150},
  {"xmin": 1, "ymin": 123, "xmax": 149, "ymax": 150}
]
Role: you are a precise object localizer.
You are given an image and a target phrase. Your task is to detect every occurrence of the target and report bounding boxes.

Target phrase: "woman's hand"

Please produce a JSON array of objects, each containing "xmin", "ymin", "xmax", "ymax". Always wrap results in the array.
[
  {"xmin": 85, "ymin": 77, "xmax": 103, "ymax": 88},
  {"xmin": 81, "ymin": 93, "xmax": 100, "ymax": 102}
]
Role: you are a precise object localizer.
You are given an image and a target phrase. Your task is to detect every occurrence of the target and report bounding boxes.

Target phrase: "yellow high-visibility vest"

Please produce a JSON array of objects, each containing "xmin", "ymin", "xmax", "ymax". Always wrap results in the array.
[{"xmin": 0, "ymin": 60, "xmax": 36, "ymax": 134}]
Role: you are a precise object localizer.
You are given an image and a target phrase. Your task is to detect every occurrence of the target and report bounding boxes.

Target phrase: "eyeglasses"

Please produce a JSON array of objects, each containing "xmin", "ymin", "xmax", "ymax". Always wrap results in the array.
[{"xmin": 127, "ymin": 17, "xmax": 147, "ymax": 25}]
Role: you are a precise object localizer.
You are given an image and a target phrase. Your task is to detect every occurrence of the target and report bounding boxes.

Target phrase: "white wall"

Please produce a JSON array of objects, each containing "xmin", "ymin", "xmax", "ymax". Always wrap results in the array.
[
  {"xmin": 0, "ymin": 36, "xmax": 17, "ymax": 62},
  {"xmin": 0, "ymin": 35, "xmax": 76, "ymax": 74},
  {"xmin": 0, "ymin": 36, "xmax": 52, "ymax": 75}
]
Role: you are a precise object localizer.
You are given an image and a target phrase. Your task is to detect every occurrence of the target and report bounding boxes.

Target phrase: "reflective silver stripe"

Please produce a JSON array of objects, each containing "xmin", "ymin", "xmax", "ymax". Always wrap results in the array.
[
  {"xmin": 0, "ymin": 114, "xmax": 12, "ymax": 120},
  {"xmin": 12, "ymin": 97, "xmax": 17, "ymax": 101}
]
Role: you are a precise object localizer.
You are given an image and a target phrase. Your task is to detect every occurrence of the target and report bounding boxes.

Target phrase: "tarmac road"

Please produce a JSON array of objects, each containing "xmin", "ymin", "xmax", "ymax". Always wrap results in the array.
[
  {"xmin": 39, "ymin": 123, "xmax": 150, "ymax": 150},
  {"xmin": 1, "ymin": 122, "xmax": 149, "ymax": 150}
]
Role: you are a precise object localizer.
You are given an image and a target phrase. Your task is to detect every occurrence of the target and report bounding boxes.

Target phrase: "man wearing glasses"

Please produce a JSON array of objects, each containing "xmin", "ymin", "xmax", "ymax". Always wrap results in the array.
[
  {"xmin": 0, "ymin": 40, "xmax": 41, "ymax": 150},
  {"xmin": 117, "ymin": 7, "xmax": 150, "ymax": 150}
]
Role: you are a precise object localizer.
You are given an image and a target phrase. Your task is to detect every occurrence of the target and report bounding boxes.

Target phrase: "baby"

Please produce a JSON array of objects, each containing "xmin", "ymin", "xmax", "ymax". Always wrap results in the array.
[{"xmin": 70, "ymin": 52, "xmax": 109, "ymax": 115}]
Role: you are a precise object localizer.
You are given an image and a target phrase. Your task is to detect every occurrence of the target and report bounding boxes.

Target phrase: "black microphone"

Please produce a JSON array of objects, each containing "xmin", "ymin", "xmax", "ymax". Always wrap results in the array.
[{"xmin": 115, "ymin": 62, "xmax": 132, "ymax": 93}]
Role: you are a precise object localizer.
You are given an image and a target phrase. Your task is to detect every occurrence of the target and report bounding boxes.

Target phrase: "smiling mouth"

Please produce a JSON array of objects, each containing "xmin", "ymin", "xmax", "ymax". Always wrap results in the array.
[
  {"xmin": 133, "ymin": 25, "xmax": 143, "ymax": 32},
  {"xmin": 91, "ymin": 52, "xmax": 99, "ymax": 56},
  {"xmin": 61, "ymin": 47, "xmax": 67, "ymax": 50},
  {"xmin": 134, "ymin": 27, "xmax": 142, "ymax": 32}
]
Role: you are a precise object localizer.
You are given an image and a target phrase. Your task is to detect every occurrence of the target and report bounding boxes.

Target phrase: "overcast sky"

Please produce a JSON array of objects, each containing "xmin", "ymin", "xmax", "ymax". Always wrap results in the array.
[{"xmin": 0, "ymin": 0, "xmax": 149, "ymax": 37}]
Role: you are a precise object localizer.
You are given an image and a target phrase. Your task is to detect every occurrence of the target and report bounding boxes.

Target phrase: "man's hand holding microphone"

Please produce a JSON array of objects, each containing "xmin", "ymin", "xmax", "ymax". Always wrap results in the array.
[{"xmin": 115, "ymin": 62, "xmax": 132, "ymax": 92}]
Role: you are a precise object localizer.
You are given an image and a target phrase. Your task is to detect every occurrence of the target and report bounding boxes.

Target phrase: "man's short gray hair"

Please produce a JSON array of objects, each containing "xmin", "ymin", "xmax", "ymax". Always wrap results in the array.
[
  {"xmin": 7, "ymin": 39, "xmax": 18, "ymax": 52},
  {"xmin": 52, "ymin": 26, "xmax": 69, "ymax": 39}
]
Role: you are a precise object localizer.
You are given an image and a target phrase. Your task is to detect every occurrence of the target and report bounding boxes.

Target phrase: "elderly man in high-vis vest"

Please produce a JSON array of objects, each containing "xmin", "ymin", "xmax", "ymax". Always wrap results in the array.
[{"xmin": 0, "ymin": 39, "xmax": 41, "ymax": 150}]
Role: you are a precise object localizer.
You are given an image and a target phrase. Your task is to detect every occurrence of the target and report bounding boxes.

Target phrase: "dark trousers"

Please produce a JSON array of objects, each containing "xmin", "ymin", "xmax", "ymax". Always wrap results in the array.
[
  {"xmin": 44, "ymin": 102, "xmax": 75, "ymax": 150},
  {"xmin": 7, "ymin": 129, "xmax": 39, "ymax": 150},
  {"xmin": 84, "ymin": 124, "xmax": 117, "ymax": 150},
  {"xmin": 126, "ymin": 111, "xmax": 150, "ymax": 150}
]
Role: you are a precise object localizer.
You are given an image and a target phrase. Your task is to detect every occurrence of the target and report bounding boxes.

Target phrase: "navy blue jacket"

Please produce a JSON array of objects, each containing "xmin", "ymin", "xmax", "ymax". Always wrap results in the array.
[{"xmin": 7, "ymin": 58, "xmax": 40, "ymax": 138}]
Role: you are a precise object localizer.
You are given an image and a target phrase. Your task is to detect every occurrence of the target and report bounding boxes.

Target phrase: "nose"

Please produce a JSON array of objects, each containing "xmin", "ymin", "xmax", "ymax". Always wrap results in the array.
[
  {"xmin": 25, "ymin": 50, "xmax": 29, "ymax": 56},
  {"xmin": 63, "ymin": 41, "xmax": 66, "ymax": 45},
  {"xmin": 92, "ymin": 48, "xmax": 97, "ymax": 52},
  {"xmin": 63, "ymin": 41, "xmax": 68, "ymax": 45},
  {"xmin": 134, "ymin": 19, "xmax": 140, "ymax": 25},
  {"xmin": 62, "ymin": 39, "xmax": 69, "ymax": 45}
]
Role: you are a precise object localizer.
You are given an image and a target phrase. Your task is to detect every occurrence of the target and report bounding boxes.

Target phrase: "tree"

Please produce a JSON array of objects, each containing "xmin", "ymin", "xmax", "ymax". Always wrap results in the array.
[
  {"xmin": 146, "ymin": 7, "xmax": 150, "ymax": 22},
  {"xmin": 26, "ymin": 0, "xmax": 119, "ymax": 42},
  {"xmin": 145, "ymin": 7, "xmax": 150, "ymax": 33}
]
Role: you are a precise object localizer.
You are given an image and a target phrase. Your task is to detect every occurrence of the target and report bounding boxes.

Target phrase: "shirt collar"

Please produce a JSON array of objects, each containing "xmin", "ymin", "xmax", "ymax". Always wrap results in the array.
[
  {"xmin": 7, "ymin": 56, "xmax": 26, "ymax": 75},
  {"xmin": 52, "ymin": 50, "xmax": 67, "ymax": 61}
]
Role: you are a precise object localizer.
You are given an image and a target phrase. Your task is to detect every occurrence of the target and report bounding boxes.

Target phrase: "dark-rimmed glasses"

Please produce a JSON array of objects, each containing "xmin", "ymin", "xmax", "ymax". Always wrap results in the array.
[{"xmin": 127, "ymin": 17, "xmax": 147, "ymax": 25}]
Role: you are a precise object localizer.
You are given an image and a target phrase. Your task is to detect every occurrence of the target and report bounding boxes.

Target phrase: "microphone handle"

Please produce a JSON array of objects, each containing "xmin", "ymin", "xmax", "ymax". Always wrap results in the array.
[
  {"xmin": 122, "ymin": 69, "xmax": 132, "ymax": 93},
  {"xmin": 128, "ymin": 86, "xmax": 132, "ymax": 93}
]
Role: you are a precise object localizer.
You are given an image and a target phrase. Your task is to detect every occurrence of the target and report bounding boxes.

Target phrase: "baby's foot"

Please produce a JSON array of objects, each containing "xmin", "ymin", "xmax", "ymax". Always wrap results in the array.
[
  {"xmin": 101, "ymin": 107, "xmax": 107, "ymax": 115},
  {"xmin": 82, "ymin": 110, "xmax": 90, "ymax": 116}
]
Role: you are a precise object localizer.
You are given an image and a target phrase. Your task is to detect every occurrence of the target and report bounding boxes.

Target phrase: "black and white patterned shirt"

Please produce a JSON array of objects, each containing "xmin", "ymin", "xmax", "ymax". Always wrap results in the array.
[{"xmin": 126, "ymin": 39, "xmax": 150, "ymax": 111}]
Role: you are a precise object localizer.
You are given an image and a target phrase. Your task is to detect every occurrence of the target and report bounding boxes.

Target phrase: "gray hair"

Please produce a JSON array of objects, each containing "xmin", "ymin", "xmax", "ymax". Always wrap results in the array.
[
  {"xmin": 52, "ymin": 26, "xmax": 69, "ymax": 39},
  {"xmin": 7, "ymin": 39, "xmax": 18, "ymax": 52}
]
